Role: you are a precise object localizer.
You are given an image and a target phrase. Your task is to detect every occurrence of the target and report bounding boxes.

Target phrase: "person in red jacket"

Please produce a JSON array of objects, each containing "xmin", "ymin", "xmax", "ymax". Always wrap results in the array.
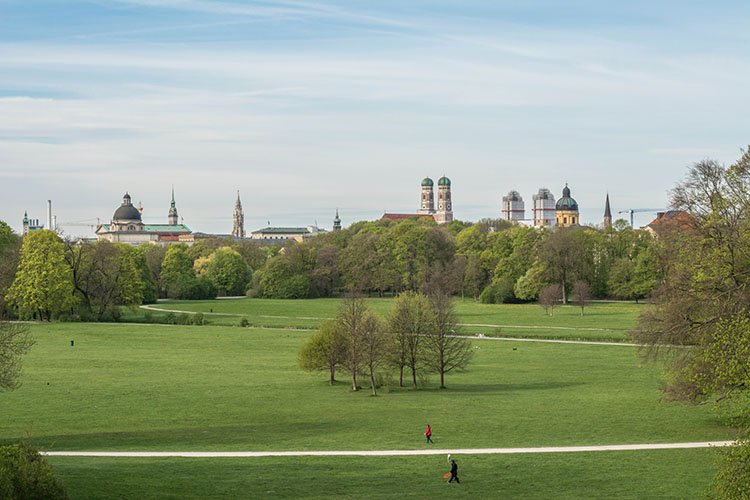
[{"xmin": 425, "ymin": 424, "xmax": 433, "ymax": 444}]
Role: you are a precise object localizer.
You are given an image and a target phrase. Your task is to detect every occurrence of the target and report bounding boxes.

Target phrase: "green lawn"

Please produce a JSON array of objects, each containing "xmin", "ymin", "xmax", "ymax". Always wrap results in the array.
[
  {"xmin": 131, "ymin": 297, "xmax": 642, "ymax": 341},
  {"xmin": 49, "ymin": 449, "xmax": 719, "ymax": 499},
  {"xmin": 2, "ymin": 310, "xmax": 727, "ymax": 498}
]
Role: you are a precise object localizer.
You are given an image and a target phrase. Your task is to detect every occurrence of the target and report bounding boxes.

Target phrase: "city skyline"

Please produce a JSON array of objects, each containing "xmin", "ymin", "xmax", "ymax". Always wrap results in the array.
[{"xmin": 1, "ymin": 1, "xmax": 749, "ymax": 235}]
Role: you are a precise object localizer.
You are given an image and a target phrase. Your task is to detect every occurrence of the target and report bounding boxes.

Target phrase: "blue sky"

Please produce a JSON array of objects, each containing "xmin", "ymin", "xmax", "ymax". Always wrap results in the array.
[{"xmin": 1, "ymin": 0, "xmax": 748, "ymax": 235}]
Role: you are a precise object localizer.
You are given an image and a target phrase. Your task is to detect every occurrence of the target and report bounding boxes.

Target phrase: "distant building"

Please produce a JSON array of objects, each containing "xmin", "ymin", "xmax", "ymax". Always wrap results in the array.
[
  {"xmin": 603, "ymin": 193, "xmax": 612, "ymax": 229},
  {"xmin": 532, "ymin": 188, "xmax": 556, "ymax": 227},
  {"xmin": 646, "ymin": 210, "xmax": 695, "ymax": 237},
  {"xmin": 382, "ymin": 176, "xmax": 454, "ymax": 225},
  {"xmin": 555, "ymin": 184, "xmax": 579, "ymax": 227},
  {"xmin": 333, "ymin": 209, "xmax": 342, "ymax": 231},
  {"xmin": 232, "ymin": 191, "xmax": 245, "ymax": 239},
  {"xmin": 95, "ymin": 192, "xmax": 193, "ymax": 246},
  {"xmin": 501, "ymin": 190, "xmax": 525, "ymax": 221},
  {"xmin": 250, "ymin": 226, "xmax": 326, "ymax": 243},
  {"xmin": 22, "ymin": 211, "xmax": 44, "ymax": 236}
]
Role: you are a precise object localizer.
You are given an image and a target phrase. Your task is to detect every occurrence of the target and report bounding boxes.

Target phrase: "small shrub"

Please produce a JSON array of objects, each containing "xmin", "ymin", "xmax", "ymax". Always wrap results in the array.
[
  {"xmin": 192, "ymin": 312, "xmax": 205, "ymax": 326},
  {"xmin": 143, "ymin": 311, "xmax": 153, "ymax": 323},
  {"xmin": 713, "ymin": 439, "xmax": 750, "ymax": 498},
  {"xmin": 176, "ymin": 313, "xmax": 191, "ymax": 325},
  {"xmin": 0, "ymin": 442, "xmax": 68, "ymax": 499},
  {"xmin": 164, "ymin": 312, "xmax": 176, "ymax": 324},
  {"xmin": 239, "ymin": 317, "xmax": 250, "ymax": 327}
]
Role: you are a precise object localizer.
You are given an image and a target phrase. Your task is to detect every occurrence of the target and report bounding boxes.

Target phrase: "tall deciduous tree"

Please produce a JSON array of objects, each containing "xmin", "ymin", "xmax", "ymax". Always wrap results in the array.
[
  {"xmin": 538, "ymin": 228, "xmax": 583, "ymax": 304},
  {"xmin": 538, "ymin": 284, "xmax": 561, "ymax": 316},
  {"xmin": 0, "ymin": 221, "xmax": 21, "ymax": 317},
  {"xmin": 359, "ymin": 312, "xmax": 385, "ymax": 396},
  {"xmin": 8, "ymin": 230, "xmax": 74, "ymax": 320},
  {"xmin": 298, "ymin": 320, "xmax": 349, "ymax": 385},
  {"xmin": 336, "ymin": 294, "xmax": 370, "ymax": 391},
  {"xmin": 423, "ymin": 292, "xmax": 473, "ymax": 389},
  {"xmin": 571, "ymin": 280, "xmax": 591, "ymax": 316},
  {"xmin": 0, "ymin": 321, "xmax": 33, "ymax": 391},
  {"xmin": 206, "ymin": 247, "xmax": 251, "ymax": 296},
  {"xmin": 387, "ymin": 291, "xmax": 433, "ymax": 388}
]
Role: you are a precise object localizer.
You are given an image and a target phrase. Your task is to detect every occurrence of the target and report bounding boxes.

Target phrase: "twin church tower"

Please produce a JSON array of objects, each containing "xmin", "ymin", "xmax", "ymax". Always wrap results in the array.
[{"xmin": 417, "ymin": 176, "xmax": 454, "ymax": 224}]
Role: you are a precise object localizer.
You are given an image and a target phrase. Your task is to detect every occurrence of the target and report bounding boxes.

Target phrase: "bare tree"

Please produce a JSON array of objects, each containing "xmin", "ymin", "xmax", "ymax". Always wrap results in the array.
[
  {"xmin": 538, "ymin": 284, "xmax": 561, "ymax": 316},
  {"xmin": 336, "ymin": 293, "xmax": 370, "ymax": 391},
  {"xmin": 359, "ymin": 312, "xmax": 385, "ymax": 396},
  {"xmin": 387, "ymin": 291, "xmax": 432, "ymax": 388},
  {"xmin": 424, "ymin": 292, "xmax": 473, "ymax": 389},
  {"xmin": 0, "ymin": 320, "xmax": 34, "ymax": 391},
  {"xmin": 572, "ymin": 280, "xmax": 592, "ymax": 316}
]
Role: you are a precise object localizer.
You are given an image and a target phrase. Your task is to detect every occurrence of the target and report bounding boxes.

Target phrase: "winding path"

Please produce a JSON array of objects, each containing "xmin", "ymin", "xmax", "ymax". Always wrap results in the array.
[{"xmin": 42, "ymin": 441, "xmax": 734, "ymax": 458}]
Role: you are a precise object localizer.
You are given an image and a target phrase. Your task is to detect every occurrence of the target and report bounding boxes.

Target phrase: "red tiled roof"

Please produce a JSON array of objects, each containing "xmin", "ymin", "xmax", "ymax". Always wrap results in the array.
[{"xmin": 381, "ymin": 213, "xmax": 435, "ymax": 221}]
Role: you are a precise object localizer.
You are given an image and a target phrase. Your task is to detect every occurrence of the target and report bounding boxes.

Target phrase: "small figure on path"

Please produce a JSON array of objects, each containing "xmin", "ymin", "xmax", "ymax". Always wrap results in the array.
[
  {"xmin": 425, "ymin": 424, "xmax": 433, "ymax": 444},
  {"xmin": 448, "ymin": 459, "xmax": 460, "ymax": 484}
]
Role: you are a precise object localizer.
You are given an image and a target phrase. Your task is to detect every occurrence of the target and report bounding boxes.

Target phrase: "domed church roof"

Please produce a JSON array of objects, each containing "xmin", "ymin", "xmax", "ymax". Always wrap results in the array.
[
  {"xmin": 113, "ymin": 193, "xmax": 142, "ymax": 221},
  {"xmin": 421, "ymin": 177, "xmax": 434, "ymax": 187},
  {"xmin": 555, "ymin": 184, "xmax": 578, "ymax": 211},
  {"xmin": 438, "ymin": 176, "xmax": 451, "ymax": 186}
]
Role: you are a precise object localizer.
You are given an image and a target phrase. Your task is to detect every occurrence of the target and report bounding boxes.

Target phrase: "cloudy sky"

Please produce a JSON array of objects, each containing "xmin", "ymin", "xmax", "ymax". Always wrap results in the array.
[{"xmin": 1, "ymin": 1, "xmax": 748, "ymax": 236}]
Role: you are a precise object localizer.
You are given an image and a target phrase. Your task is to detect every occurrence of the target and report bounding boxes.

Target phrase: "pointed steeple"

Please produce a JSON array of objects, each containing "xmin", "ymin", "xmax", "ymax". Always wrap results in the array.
[
  {"xmin": 232, "ymin": 190, "xmax": 245, "ymax": 238},
  {"xmin": 168, "ymin": 187, "xmax": 178, "ymax": 225},
  {"xmin": 603, "ymin": 193, "xmax": 612, "ymax": 229},
  {"xmin": 333, "ymin": 209, "xmax": 341, "ymax": 231}
]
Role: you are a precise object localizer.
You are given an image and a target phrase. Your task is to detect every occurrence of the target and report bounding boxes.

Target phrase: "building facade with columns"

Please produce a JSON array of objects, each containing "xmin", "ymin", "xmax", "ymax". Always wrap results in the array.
[{"xmin": 95, "ymin": 191, "xmax": 193, "ymax": 245}]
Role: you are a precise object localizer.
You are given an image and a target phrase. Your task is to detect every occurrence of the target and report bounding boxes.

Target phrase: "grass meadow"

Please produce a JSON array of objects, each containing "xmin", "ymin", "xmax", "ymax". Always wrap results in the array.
[
  {"xmin": 132, "ymin": 297, "xmax": 640, "ymax": 341},
  {"xmin": 2, "ymin": 299, "xmax": 730, "ymax": 498}
]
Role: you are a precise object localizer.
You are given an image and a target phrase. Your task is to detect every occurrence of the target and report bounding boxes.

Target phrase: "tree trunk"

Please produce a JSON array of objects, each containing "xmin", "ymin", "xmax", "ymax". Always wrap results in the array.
[
  {"xmin": 351, "ymin": 369, "xmax": 358, "ymax": 391},
  {"xmin": 399, "ymin": 366, "xmax": 404, "ymax": 387},
  {"xmin": 369, "ymin": 366, "xmax": 377, "ymax": 396},
  {"xmin": 329, "ymin": 365, "xmax": 335, "ymax": 385},
  {"xmin": 411, "ymin": 366, "xmax": 418, "ymax": 388},
  {"xmin": 561, "ymin": 278, "xmax": 567, "ymax": 304},
  {"xmin": 440, "ymin": 370, "xmax": 446, "ymax": 389}
]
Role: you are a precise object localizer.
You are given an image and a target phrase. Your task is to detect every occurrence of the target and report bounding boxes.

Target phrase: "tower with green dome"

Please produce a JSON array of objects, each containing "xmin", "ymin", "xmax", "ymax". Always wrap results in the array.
[
  {"xmin": 333, "ymin": 209, "xmax": 341, "ymax": 231},
  {"xmin": 435, "ymin": 176, "xmax": 453, "ymax": 224},
  {"xmin": 418, "ymin": 177, "xmax": 435, "ymax": 215}
]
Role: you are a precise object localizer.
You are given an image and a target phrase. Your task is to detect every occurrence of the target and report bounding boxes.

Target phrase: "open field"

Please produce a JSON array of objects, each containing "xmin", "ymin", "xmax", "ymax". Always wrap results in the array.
[
  {"xmin": 48, "ymin": 448, "xmax": 719, "ymax": 499},
  {"xmin": 131, "ymin": 297, "xmax": 641, "ymax": 341},
  {"xmin": 0, "ymin": 315, "xmax": 730, "ymax": 498}
]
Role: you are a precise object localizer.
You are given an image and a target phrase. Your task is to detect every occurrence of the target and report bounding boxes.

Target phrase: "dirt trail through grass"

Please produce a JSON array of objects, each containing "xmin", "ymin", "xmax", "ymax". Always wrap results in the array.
[{"xmin": 42, "ymin": 441, "xmax": 733, "ymax": 458}]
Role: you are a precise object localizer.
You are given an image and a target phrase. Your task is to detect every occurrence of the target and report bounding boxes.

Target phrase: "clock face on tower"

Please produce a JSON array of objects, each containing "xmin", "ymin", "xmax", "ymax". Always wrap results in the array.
[{"xmin": 439, "ymin": 204, "xmax": 443, "ymax": 209}]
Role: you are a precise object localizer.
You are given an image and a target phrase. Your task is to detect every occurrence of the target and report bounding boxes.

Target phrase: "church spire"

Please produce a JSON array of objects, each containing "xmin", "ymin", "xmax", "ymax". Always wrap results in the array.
[
  {"xmin": 603, "ymin": 193, "xmax": 612, "ymax": 229},
  {"xmin": 232, "ymin": 190, "xmax": 245, "ymax": 239},
  {"xmin": 168, "ymin": 186, "xmax": 179, "ymax": 225},
  {"xmin": 333, "ymin": 208, "xmax": 341, "ymax": 231}
]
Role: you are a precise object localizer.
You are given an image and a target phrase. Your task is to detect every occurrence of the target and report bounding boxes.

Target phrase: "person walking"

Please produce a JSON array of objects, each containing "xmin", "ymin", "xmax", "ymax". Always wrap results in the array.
[
  {"xmin": 448, "ymin": 459, "xmax": 460, "ymax": 484},
  {"xmin": 425, "ymin": 424, "xmax": 433, "ymax": 444}
]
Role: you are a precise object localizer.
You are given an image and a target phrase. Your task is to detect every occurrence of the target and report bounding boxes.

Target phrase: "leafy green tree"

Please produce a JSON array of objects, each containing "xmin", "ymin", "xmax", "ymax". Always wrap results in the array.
[
  {"xmin": 8, "ymin": 230, "xmax": 75, "ymax": 320},
  {"xmin": 132, "ymin": 246, "xmax": 158, "ymax": 304},
  {"xmin": 160, "ymin": 244, "xmax": 197, "ymax": 299},
  {"xmin": 538, "ymin": 228, "xmax": 585, "ymax": 304},
  {"xmin": 0, "ymin": 321, "xmax": 33, "ymax": 391},
  {"xmin": 514, "ymin": 259, "xmax": 548, "ymax": 301},
  {"xmin": 0, "ymin": 221, "xmax": 21, "ymax": 317},
  {"xmin": 298, "ymin": 320, "xmax": 349, "ymax": 385},
  {"xmin": 206, "ymin": 247, "xmax": 251, "ymax": 296},
  {"xmin": 359, "ymin": 312, "xmax": 385, "ymax": 395},
  {"xmin": 423, "ymin": 292, "xmax": 473, "ymax": 388},
  {"xmin": 66, "ymin": 241, "xmax": 143, "ymax": 320},
  {"xmin": 0, "ymin": 443, "xmax": 68, "ymax": 499},
  {"xmin": 138, "ymin": 244, "xmax": 167, "ymax": 297},
  {"xmin": 387, "ymin": 291, "xmax": 432, "ymax": 388}
]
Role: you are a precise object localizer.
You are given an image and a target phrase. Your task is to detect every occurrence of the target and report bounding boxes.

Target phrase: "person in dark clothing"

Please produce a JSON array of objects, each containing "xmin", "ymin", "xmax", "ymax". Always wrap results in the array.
[
  {"xmin": 448, "ymin": 459, "xmax": 460, "ymax": 484},
  {"xmin": 425, "ymin": 424, "xmax": 433, "ymax": 444}
]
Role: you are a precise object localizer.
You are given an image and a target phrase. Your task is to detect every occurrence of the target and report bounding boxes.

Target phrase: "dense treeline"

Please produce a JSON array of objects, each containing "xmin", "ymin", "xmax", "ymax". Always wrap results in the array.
[
  {"xmin": 0, "ymin": 213, "xmax": 660, "ymax": 320},
  {"xmin": 0, "ymin": 231, "xmax": 269, "ymax": 321},
  {"xmin": 251, "ymin": 217, "xmax": 660, "ymax": 303}
]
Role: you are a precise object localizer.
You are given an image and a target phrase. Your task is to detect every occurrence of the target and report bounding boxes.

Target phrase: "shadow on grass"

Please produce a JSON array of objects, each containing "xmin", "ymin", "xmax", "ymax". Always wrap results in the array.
[
  {"xmin": 4, "ymin": 420, "xmax": 355, "ymax": 451},
  {"xmin": 384, "ymin": 381, "xmax": 584, "ymax": 395}
]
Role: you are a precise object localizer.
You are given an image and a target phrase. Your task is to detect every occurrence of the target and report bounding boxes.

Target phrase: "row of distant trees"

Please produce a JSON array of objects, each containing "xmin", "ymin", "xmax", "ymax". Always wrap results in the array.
[
  {"xmin": 299, "ymin": 291, "xmax": 473, "ymax": 393},
  {"xmin": 252, "ymin": 217, "xmax": 660, "ymax": 303},
  {"xmin": 0, "ymin": 228, "xmax": 270, "ymax": 321}
]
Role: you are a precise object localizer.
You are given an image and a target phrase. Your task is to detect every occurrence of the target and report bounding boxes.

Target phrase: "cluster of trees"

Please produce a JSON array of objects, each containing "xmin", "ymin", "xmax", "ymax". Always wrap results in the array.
[
  {"xmin": 0, "ymin": 230, "xmax": 269, "ymax": 321},
  {"xmin": 252, "ymin": 216, "xmax": 660, "ymax": 304},
  {"xmin": 631, "ymin": 150, "xmax": 750, "ymax": 496},
  {"xmin": 299, "ymin": 292, "xmax": 473, "ymax": 394}
]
